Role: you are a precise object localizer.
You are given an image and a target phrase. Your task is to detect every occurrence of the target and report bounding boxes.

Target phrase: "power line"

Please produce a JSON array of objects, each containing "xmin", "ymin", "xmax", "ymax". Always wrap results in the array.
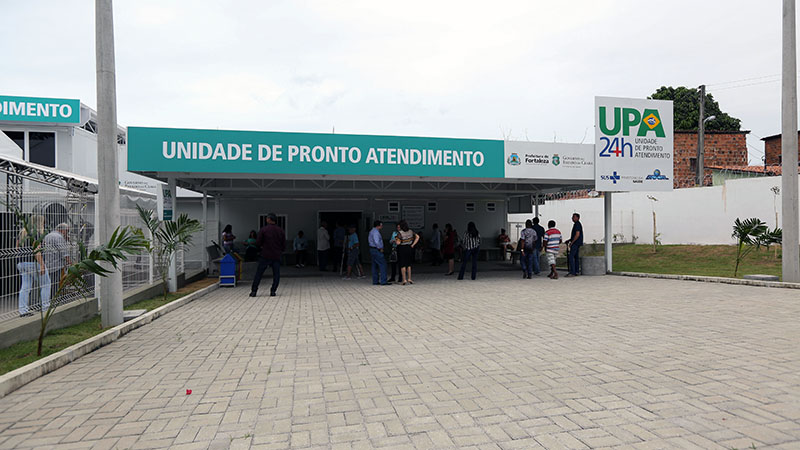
[
  {"xmin": 707, "ymin": 74, "xmax": 780, "ymax": 87},
  {"xmin": 746, "ymin": 142, "xmax": 765, "ymax": 155},
  {"xmin": 708, "ymin": 79, "xmax": 783, "ymax": 92}
]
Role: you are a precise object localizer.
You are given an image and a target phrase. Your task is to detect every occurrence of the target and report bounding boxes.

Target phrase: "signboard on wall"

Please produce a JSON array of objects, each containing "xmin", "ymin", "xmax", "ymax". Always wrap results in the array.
[
  {"xmin": 402, "ymin": 206, "xmax": 425, "ymax": 229},
  {"xmin": 0, "ymin": 95, "xmax": 81, "ymax": 124},
  {"xmin": 594, "ymin": 96, "xmax": 674, "ymax": 192},
  {"xmin": 128, "ymin": 127, "xmax": 594, "ymax": 181},
  {"xmin": 161, "ymin": 185, "xmax": 173, "ymax": 221},
  {"xmin": 504, "ymin": 141, "xmax": 594, "ymax": 180}
]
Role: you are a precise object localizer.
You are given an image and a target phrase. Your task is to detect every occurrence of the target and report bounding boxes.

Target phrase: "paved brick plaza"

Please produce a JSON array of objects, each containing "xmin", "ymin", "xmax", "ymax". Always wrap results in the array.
[{"xmin": 0, "ymin": 273, "xmax": 798, "ymax": 449}]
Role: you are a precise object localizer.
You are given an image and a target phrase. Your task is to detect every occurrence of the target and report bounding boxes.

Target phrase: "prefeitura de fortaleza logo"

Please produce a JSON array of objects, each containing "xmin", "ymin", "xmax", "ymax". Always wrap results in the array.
[{"xmin": 507, "ymin": 153, "xmax": 521, "ymax": 166}]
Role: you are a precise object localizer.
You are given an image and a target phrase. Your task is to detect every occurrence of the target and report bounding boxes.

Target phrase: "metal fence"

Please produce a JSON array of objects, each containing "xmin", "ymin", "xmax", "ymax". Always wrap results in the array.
[{"xmin": 0, "ymin": 159, "xmax": 160, "ymax": 323}]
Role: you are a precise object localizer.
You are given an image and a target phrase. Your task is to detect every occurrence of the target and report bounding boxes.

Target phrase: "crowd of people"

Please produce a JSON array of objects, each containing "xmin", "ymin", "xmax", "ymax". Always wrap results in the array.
[{"xmin": 231, "ymin": 212, "xmax": 584, "ymax": 297}]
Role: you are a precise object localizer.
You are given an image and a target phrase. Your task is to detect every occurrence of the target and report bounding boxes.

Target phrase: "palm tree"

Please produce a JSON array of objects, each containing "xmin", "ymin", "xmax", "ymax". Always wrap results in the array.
[
  {"xmin": 137, "ymin": 206, "xmax": 203, "ymax": 300},
  {"xmin": 732, "ymin": 218, "xmax": 782, "ymax": 277}
]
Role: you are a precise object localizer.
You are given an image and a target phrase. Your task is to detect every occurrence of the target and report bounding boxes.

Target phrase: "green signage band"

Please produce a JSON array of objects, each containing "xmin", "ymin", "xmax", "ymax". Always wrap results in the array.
[
  {"xmin": 0, "ymin": 95, "xmax": 80, "ymax": 124},
  {"xmin": 128, "ymin": 127, "xmax": 505, "ymax": 178}
]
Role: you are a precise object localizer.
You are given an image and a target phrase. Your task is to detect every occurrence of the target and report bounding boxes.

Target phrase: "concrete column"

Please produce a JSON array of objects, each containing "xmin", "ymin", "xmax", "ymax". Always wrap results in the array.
[
  {"xmin": 95, "ymin": 0, "xmax": 123, "ymax": 328},
  {"xmin": 167, "ymin": 177, "xmax": 178, "ymax": 292},
  {"xmin": 604, "ymin": 193, "xmax": 612, "ymax": 273},
  {"xmin": 782, "ymin": 0, "xmax": 800, "ymax": 282},
  {"xmin": 202, "ymin": 190, "xmax": 208, "ymax": 271},
  {"xmin": 215, "ymin": 195, "xmax": 221, "ymax": 241}
]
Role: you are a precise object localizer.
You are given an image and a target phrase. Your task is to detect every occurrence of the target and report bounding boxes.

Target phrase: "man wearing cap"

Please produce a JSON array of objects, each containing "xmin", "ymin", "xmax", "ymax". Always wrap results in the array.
[{"xmin": 250, "ymin": 213, "xmax": 286, "ymax": 297}]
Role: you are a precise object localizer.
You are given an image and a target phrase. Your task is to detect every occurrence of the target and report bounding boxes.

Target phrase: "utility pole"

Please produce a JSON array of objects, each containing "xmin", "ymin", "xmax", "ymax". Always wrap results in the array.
[
  {"xmin": 696, "ymin": 85, "xmax": 706, "ymax": 186},
  {"xmin": 95, "ymin": 0, "xmax": 123, "ymax": 327},
  {"xmin": 782, "ymin": 0, "xmax": 800, "ymax": 282}
]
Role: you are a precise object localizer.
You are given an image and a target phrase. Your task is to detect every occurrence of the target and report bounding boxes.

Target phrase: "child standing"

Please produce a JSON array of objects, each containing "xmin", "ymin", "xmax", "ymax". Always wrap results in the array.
[{"xmin": 544, "ymin": 220, "xmax": 562, "ymax": 280}]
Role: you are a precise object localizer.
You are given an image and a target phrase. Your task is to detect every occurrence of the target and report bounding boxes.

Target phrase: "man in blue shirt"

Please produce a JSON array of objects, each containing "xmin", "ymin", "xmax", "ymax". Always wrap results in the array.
[
  {"xmin": 368, "ymin": 220, "xmax": 391, "ymax": 285},
  {"xmin": 566, "ymin": 213, "xmax": 583, "ymax": 276}
]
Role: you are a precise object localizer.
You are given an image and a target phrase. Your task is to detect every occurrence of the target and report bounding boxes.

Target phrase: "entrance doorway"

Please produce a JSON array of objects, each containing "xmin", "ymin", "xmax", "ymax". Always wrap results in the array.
[
  {"xmin": 318, "ymin": 211, "xmax": 362, "ymax": 236},
  {"xmin": 319, "ymin": 211, "xmax": 363, "ymax": 272}
]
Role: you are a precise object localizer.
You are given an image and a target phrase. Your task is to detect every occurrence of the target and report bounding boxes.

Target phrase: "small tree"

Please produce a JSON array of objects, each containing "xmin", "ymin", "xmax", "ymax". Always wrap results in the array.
[
  {"xmin": 647, "ymin": 195, "xmax": 661, "ymax": 253},
  {"xmin": 731, "ymin": 218, "xmax": 782, "ymax": 277},
  {"xmin": 9, "ymin": 204, "xmax": 148, "ymax": 355},
  {"xmin": 771, "ymin": 186, "xmax": 781, "ymax": 259},
  {"xmin": 137, "ymin": 206, "xmax": 203, "ymax": 300}
]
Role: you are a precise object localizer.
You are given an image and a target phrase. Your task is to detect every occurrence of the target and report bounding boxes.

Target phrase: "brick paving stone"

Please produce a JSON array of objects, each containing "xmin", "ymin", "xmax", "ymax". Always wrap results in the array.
[{"xmin": 0, "ymin": 274, "xmax": 799, "ymax": 448}]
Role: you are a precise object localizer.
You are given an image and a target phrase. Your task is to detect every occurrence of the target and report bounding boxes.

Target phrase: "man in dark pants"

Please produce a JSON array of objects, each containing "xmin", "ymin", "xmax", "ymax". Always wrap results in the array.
[
  {"xmin": 250, "ymin": 213, "xmax": 286, "ymax": 297},
  {"xmin": 566, "ymin": 213, "xmax": 583, "ymax": 277},
  {"xmin": 532, "ymin": 217, "xmax": 545, "ymax": 275},
  {"xmin": 368, "ymin": 220, "xmax": 391, "ymax": 285}
]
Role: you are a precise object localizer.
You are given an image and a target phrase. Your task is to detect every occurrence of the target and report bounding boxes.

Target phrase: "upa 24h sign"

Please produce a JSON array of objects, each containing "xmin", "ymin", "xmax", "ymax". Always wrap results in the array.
[{"xmin": 594, "ymin": 96, "xmax": 673, "ymax": 192}]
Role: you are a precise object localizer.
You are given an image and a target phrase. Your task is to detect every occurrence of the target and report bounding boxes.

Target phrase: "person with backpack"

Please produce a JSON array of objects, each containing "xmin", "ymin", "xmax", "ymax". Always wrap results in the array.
[{"xmin": 518, "ymin": 219, "xmax": 537, "ymax": 279}]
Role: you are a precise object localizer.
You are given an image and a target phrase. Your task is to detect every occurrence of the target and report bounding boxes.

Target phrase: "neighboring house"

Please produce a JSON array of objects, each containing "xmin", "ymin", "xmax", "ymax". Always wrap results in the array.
[
  {"xmin": 707, "ymin": 164, "xmax": 799, "ymax": 186},
  {"xmin": 761, "ymin": 131, "xmax": 800, "ymax": 166},
  {"xmin": 673, "ymin": 130, "xmax": 750, "ymax": 188}
]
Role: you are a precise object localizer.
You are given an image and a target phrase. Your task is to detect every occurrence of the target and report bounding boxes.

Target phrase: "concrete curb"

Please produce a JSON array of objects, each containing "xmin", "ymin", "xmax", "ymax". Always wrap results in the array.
[
  {"xmin": 610, "ymin": 271, "xmax": 800, "ymax": 289},
  {"xmin": 0, "ymin": 282, "xmax": 220, "ymax": 399}
]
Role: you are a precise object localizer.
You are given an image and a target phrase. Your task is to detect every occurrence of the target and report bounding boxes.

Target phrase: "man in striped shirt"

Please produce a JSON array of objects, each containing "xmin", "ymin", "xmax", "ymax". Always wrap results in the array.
[{"xmin": 544, "ymin": 220, "xmax": 562, "ymax": 280}]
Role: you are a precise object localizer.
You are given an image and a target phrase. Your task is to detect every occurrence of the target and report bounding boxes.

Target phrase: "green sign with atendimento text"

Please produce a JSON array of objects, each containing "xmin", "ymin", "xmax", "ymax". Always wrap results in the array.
[
  {"xmin": 0, "ymin": 95, "xmax": 81, "ymax": 124},
  {"xmin": 127, "ymin": 127, "xmax": 505, "ymax": 178}
]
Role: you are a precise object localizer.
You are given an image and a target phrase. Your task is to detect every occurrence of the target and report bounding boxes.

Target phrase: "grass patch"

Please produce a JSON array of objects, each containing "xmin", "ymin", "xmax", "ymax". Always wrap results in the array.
[
  {"xmin": 0, "ymin": 277, "xmax": 216, "ymax": 376},
  {"xmin": 612, "ymin": 244, "xmax": 783, "ymax": 280}
]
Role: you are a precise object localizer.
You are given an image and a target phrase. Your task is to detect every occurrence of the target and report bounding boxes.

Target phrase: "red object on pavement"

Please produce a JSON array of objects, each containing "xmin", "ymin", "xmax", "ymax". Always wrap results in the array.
[{"xmin": 186, "ymin": 389, "xmax": 192, "ymax": 395}]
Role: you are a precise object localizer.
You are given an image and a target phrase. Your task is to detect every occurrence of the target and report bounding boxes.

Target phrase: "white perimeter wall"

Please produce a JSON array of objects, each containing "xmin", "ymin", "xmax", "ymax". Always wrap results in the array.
[{"xmin": 510, "ymin": 176, "xmax": 795, "ymax": 245}]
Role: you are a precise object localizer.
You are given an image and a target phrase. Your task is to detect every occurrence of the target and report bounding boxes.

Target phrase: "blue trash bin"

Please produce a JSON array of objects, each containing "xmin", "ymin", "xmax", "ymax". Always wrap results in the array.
[{"xmin": 220, "ymin": 253, "xmax": 236, "ymax": 287}]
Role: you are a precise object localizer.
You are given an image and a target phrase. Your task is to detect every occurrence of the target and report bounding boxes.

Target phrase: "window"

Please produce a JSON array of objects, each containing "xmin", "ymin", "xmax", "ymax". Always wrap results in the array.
[
  {"xmin": 486, "ymin": 202, "xmax": 496, "ymax": 212},
  {"xmin": 388, "ymin": 201, "xmax": 400, "ymax": 213},
  {"xmin": 1, "ymin": 130, "xmax": 24, "ymax": 153},
  {"xmin": 28, "ymin": 132, "xmax": 56, "ymax": 167},
  {"xmin": 465, "ymin": 202, "xmax": 475, "ymax": 213},
  {"xmin": 259, "ymin": 214, "xmax": 287, "ymax": 231},
  {"xmin": 427, "ymin": 201, "xmax": 437, "ymax": 212}
]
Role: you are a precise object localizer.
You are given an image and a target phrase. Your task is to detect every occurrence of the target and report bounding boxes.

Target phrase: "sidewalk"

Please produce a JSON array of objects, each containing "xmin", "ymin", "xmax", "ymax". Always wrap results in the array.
[{"xmin": 0, "ymin": 273, "xmax": 798, "ymax": 449}]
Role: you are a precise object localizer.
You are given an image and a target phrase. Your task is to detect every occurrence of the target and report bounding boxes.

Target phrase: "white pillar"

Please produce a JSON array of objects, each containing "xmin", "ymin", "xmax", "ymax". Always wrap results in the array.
[
  {"xmin": 202, "ymin": 190, "xmax": 208, "ymax": 271},
  {"xmin": 96, "ymin": 0, "xmax": 123, "ymax": 327},
  {"xmin": 167, "ymin": 177, "xmax": 178, "ymax": 292},
  {"xmin": 782, "ymin": 0, "xmax": 800, "ymax": 282},
  {"xmin": 604, "ymin": 193, "xmax": 612, "ymax": 273}
]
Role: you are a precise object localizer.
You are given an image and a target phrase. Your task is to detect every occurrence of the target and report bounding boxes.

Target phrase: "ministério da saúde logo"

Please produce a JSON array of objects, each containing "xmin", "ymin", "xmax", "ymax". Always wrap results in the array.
[
  {"xmin": 507, "ymin": 153, "xmax": 521, "ymax": 166},
  {"xmin": 645, "ymin": 169, "xmax": 669, "ymax": 180}
]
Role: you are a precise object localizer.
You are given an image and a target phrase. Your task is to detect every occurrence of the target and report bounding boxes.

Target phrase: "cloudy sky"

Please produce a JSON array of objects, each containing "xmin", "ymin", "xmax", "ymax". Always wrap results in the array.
[{"xmin": 0, "ymin": 1, "xmax": 792, "ymax": 163}]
